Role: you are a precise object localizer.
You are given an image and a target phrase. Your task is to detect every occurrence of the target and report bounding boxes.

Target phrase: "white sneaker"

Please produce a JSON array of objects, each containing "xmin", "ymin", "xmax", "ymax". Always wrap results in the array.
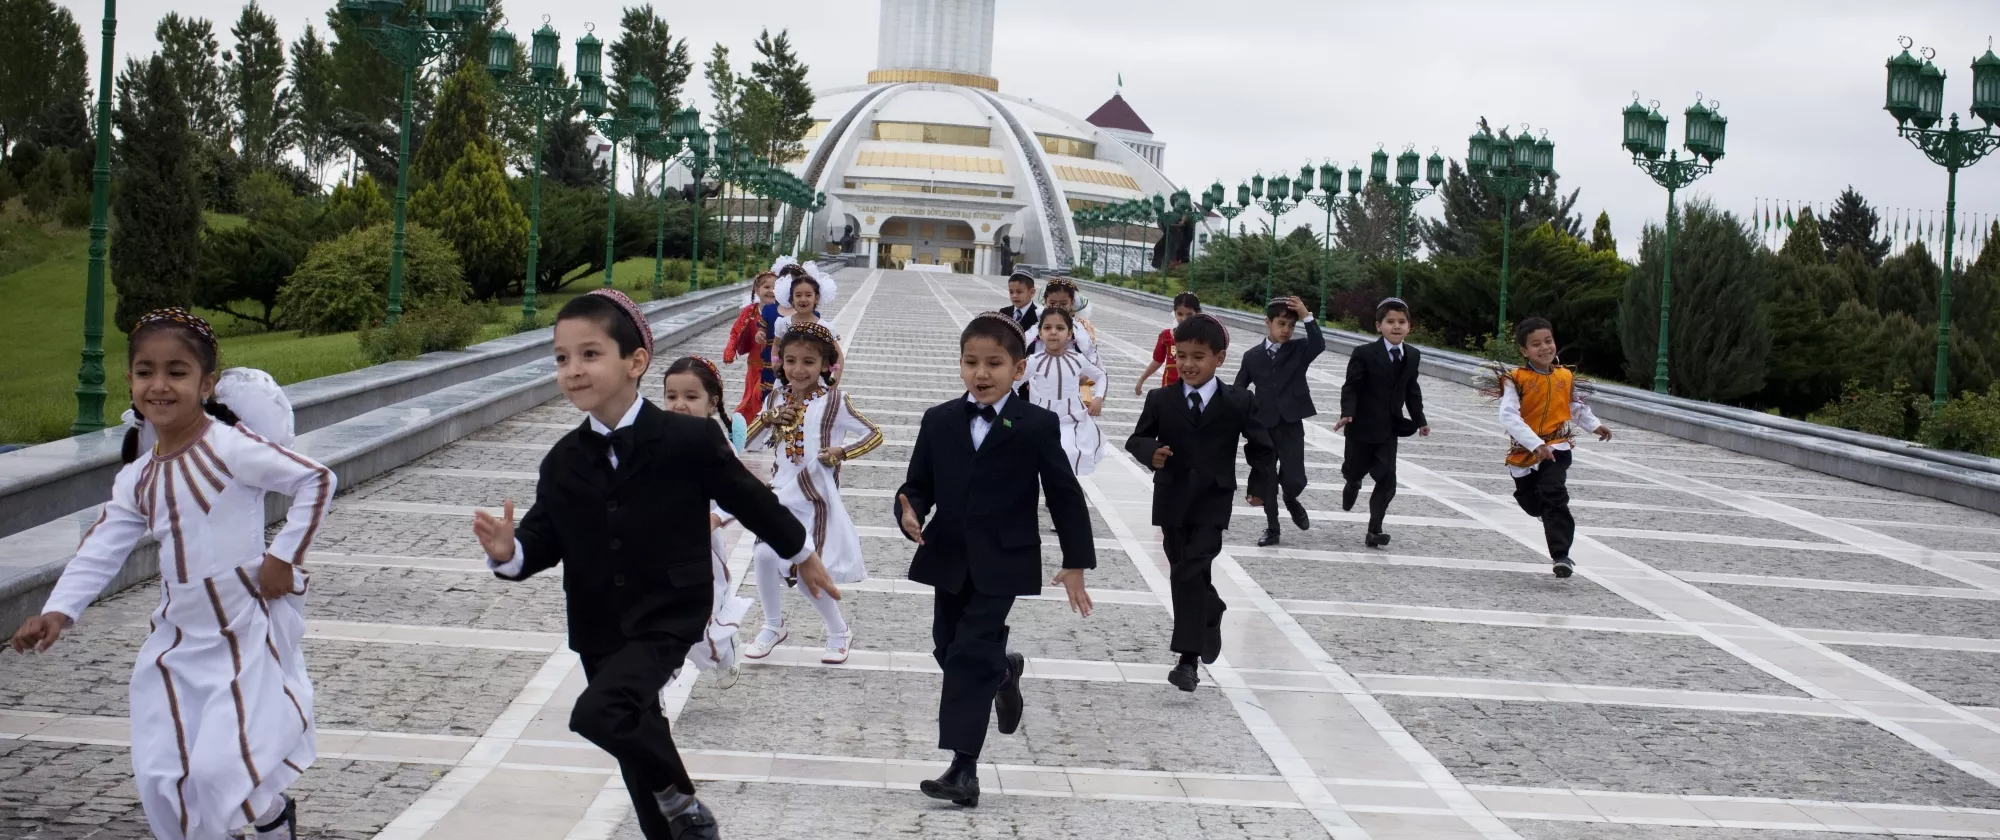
[
  {"xmin": 717, "ymin": 664, "xmax": 741, "ymax": 689},
  {"xmin": 822, "ymin": 628, "xmax": 852, "ymax": 664},
  {"xmin": 743, "ymin": 622, "xmax": 787, "ymax": 660}
]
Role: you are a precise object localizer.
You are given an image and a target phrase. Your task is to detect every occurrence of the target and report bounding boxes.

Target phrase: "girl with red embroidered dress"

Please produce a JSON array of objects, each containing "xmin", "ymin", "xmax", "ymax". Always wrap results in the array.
[
  {"xmin": 722, "ymin": 272, "xmax": 779, "ymax": 426},
  {"xmin": 11, "ymin": 309, "xmax": 335, "ymax": 840},
  {"xmin": 741, "ymin": 322, "xmax": 880, "ymax": 665},
  {"xmin": 1134, "ymin": 292, "xmax": 1202, "ymax": 394}
]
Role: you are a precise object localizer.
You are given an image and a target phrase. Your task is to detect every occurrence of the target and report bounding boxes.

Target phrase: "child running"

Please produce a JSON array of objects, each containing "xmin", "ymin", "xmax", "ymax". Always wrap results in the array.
[
  {"xmin": 472, "ymin": 290, "xmax": 837, "ymax": 839},
  {"xmin": 743, "ymin": 321, "xmax": 881, "ymax": 664},
  {"xmin": 1026, "ymin": 307, "xmax": 1110, "ymax": 476},
  {"xmin": 1135, "ymin": 291, "xmax": 1201, "ymax": 394},
  {"xmin": 12, "ymin": 309, "xmax": 335, "ymax": 840},
  {"xmin": 1332, "ymin": 297, "xmax": 1427, "ymax": 549},
  {"xmin": 770, "ymin": 272, "xmax": 842, "ymax": 386},
  {"xmin": 895, "ymin": 312, "xmax": 1095, "ymax": 808},
  {"xmin": 1005, "ymin": 270, "xmax": 1039, "ymax": 333},
  {"xmin": 722, "ymin": 271, "xmax": 779, "ymax": 426},
  {"xmin": 662, "ymin": 355, "xmax": 754, "ymax": 689},
  {"xmin": 1487, "ymin": 317, "xmax": 1612, "ymax": 578},
  {"xmin": 1126, "ymin": 314, "xmax": 1275, "ymax": 693}
]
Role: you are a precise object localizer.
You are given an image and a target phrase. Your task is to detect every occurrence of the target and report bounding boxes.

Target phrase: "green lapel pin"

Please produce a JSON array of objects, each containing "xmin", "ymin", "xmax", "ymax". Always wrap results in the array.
[{"xmin": 1003, "ymin": 419, "xmax": 1013, "ymax": 428}]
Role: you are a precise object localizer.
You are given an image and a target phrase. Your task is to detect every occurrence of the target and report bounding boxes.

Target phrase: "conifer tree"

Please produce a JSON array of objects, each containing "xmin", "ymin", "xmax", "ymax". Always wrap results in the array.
[
  {"xmin": 288, "ymin": 24, "xmax": 339, "ymax": 184},
  {"xmin": 609, "ymin": 5, "xmax": 693, "ymax": 195},
  {"xmin": 411, "ymin": 140, "xmax": 529, "ymax": 299},
  {"xmin": 0, "ymin": 0, "xmax": 88, "ymax": 157},
  {"xmin": 1618, "ymin": 199, "xmax": 1770, "ymax": 401},
  {"xmin": 111, "ymin": 56, "xmax": 204, "ymax": 332},
  {"xmin": 1334, "ymin": 181, "xmax": 1419, "ymax": 264},
  {"xmin": 413, "ymin": 62, "xmax": 497, "ymax": 187},
  {"xmin": 1821, "ymin": 185, "xmax": 1891, "ymax": 267},
  {"xmin": 1589, "ymin": 211, "xmax": 1616, "ymax": 254},
  {"xmin": 740, "ymin": 29, "xmax": 813, "ymax": 163},
  {"xmin": 227, "ymin": 1, "xmax": 288, "ymax": 167},
  {"xmin": 1780, "ymin": 207, "xmax": 1825, "ymax": 265},
  {"xmin": 1875, "ymin": 242, "xmax": 1939, "ymax": 323},
  {"xmin": 703, "ymin": 44, "xmax": 740, "ymax": 134},
  {"xmin": 156, "ymin": 13, "xmax": 230, "ymax": 138}
]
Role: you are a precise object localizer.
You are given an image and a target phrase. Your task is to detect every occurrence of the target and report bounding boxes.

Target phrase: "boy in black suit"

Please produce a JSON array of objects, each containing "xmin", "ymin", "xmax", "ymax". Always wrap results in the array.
[
  {"xmin": 1126, "ymin": 314, "xmax": 1276, "ymax": 693},
  {"xmin": 1232, "ymin": 295, "xmax": 1326, "ymax": 546},
  {"xmin": 1334, "ymin": 297, "xmax": 1430, "ymax": 549},
  {"xmin": 472, "ymin": 291, "xmax": 840, "ymax": 840},
  {"xmin": 895, "ymin": 312, "xmax": 1095, "ymax": 808},
  {"xmin": 1005, "ymin": 271, "xmax": 1039, "ymax": 333}
]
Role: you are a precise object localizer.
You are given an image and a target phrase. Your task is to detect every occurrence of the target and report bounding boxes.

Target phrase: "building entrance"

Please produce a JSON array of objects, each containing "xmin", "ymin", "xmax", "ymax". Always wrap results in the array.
[{"xmin": 874, "ymin": 217, "xmax": 977, "ymax": 273}]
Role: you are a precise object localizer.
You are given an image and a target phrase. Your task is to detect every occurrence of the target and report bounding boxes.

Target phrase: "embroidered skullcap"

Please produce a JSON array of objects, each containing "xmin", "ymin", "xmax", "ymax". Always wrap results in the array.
[
  {"xmin": 972, "ymin": 310, "xmax": 1026, "ymax": 338},
  {"xmin": 134, "ymin": 308, "xmax": 218, "ymax": 348},
  {"xmin": 587, "ymin": 289, "xmax": 654, "ymax": 356}
]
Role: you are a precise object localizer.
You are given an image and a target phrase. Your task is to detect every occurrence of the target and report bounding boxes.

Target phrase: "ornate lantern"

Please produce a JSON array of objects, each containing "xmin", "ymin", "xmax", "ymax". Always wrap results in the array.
[
  {"xmin": 1236, "ymin": 182, "xmax": 1252, "ymax": 207},
  {"xmin": 1151, "ymin": 193, "xmax": 1167, "ymax": 216},
  {"xmin": 1644, "ymin": 106, "xmax": 1668, "ymax": 159},
  {"xmin": 575, "ymin": 31, "xmax": 602, "ymax": 84},
  {"xmin": 1250, "ymin": 173, "xmax": 1265, "ymax": 199},
  {"xmin": 530, "ymin": 24, "xmax": 560, "ymax": 83},
  {"xmin": 1490, "ymin": 133, "xmax": 1514, "ymax": 170},
  {"xmin": 424, "ymin": 0, "xmax": 454, "ymax": 24},
  {"xmin": 453, "ymin": 0, "xmax": 487, "ymax": 24},
  {"xmin": 1425, "ymin": 151, "xmax": 1444, "ymax": 187},
  {"xmin": 1468, "ymin": 129, "xmax": 1492, "ymax": 174},
  {"xmin": 1885, "ymin": 48, "xmax": 1924, "ymax": 125},
  {"xmin": 580, "ymin": 76, "xmax": 605, "ymax": 116},
  {"xmin": 1300, "ymin": 164, "xmax": 1317, "ymax": 193},
  {"xmin": 1534, "ymin": 136, "xmax": 1554, "ymax": 175},
  {"xmin": 1702, "ymin": 114, "xmax": 1726, "ymax": 163},
  {"xmin": 1346, "ymin": 164, "xmax": 1362, "ymax": 196},
  {"xmin": 713, "ymin": 125, "xmax": 732, "ymax": 159},
  {"xmin": 485, "ymin": 27, "xmax": 515, "ymax": 79},
  {"xmin": 366, "ymin": 0, "xmax": 403, "ymax": 16},
  {"xmin": 1511, "ymin": 132, "xmax": 1536, "ymax": 173},
  {"xmin": 1319, "ymin": 161, "xmax": 1340, "ymax": 194},
  {"xmin": 1622, "ymin": 100, "xmax": 1651, "ymax": 155},
  {"xmin": 1682, "ymin": 100, "xmax": 1712, "ymax": 158},
  {"xmin": 1369, "ymin": 148, "xmax": 1389, "ymax": 185},
  {"xmin": 671, "ymin": 106, "xmax": 700, "ymax": 140},
  {"xmin": 339, "ymin": 0, "xmax": 374, "ymax": 24},
  {"xmin": 1209, "ymin": 181, "xmax": 1225, "ymax": 207},
  {"xmin": 1394, "ymin": 149, "xmax": 1418, "ymax": 186},
  {"xmin": 1915, "ymin": 59, "xmax": 1945, "ymax": 129},
  {"xmin": 628, "ymin": 75, "xmax": 657, "ymax": 117},
  {"xmin": 1974, "ymin": 48, "xmax": 2000, "ymax": 126},
  {"xmin": 1270, "ymin": 172, "xmax": 1291, "ymax": 202},
  {"xmin": 686, "ymin": 128, "xmax": 708, "ymax": 159}
]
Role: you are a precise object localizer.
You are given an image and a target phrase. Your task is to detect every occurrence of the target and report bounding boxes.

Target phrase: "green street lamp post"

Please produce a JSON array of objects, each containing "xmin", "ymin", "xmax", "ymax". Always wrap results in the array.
[
  {"xmin": 581, "ymin": 74, "xmax": 658, "ymax": 290},
  {"xmin": 1251, "ymin": 170, "xmax": 1307, "ymax": 302},
  {"xmin": 639, "ymin": 106, "xmax": 712, "ymax": 293},
  {"xmin": 1301, "ymin": 161, "xmax": 1354, "ymax": 316},
  {"xmin": 634, "ymin": 114, "xmax": 684, "ymax": 300},
  {"xmin": 339, "ymin": 0, "xmax": 487, "ymax": 325},
  {"xmin": 72, "ymin": 0, "xmax": 118, "ymax": 434},
  {"xmin": 704, "ymin": 127, "xmax": 735, "ymax": 285},
  {"xmin": 486, "ymin": 21, "xmax": 586, "ymax": 326},
  {"xmin": 1372, "ymin": 145, "xmax": 1445, "ymax": 298},
  {"xmin": 1204, "ymin": 181, "xmax": 1252, "ymax": 294},
  {"xmin": 1621, "ymin": 93, "xmax": 1727, "ymax": 394},
  {"xmin": 1467, "ymin": 124, "xmax": 1556, "ymax": 342},
  {"xmin": 1883, "ymin": 37, "xmax": 2000, "ymax": 409}
]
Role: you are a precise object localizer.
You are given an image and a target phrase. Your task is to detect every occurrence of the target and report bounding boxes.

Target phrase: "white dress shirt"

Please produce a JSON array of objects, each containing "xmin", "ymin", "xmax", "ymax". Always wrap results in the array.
[
  {"xmin": 967, "ymin": 393, "xmax": 1010, "ymax": 450},
  {"xmin": 1498, "ymin": 365, "xmax": 1603, "ymax": 477},
  {"xmin": 1182, "ymin": 376, "xmax": 1220, "ymax": 413},
  {"xmin": 1383, "ymin": 337, "xmax": 1406, "ymax": 364}
]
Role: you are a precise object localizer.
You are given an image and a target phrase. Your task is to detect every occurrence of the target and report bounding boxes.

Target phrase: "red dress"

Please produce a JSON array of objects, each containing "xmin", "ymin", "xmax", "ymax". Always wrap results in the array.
[
  {"xmin": 1153, "ymin": 327, "xmax": 1181, "ymax": 387},
  {"xmin": 723, "ymin": 303, "xmax": 765, "ymax": 424}
]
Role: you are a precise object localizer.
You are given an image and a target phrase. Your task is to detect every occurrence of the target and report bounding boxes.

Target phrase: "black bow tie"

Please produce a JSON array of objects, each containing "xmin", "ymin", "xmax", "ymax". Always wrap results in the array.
[
  {"xmin": 581, "ymin": 425, "xmax": 636, "ymax": 466},
  {"xmin": 964, "ymin": 401, "xmax": 998, "ymax": 422}
]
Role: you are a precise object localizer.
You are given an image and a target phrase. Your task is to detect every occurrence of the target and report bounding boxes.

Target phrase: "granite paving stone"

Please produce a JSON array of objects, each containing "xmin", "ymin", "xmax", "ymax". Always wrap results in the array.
[
  {"xmin": 1831, "ymin": 644, "xmax": 2000, "ymax": 706},
  {"xmin": 1510, "ymin": 821, "xmax": 1944, "ymax": 840},
  {"xmin": 855, "ymin": 535, "xmax": 1151, "ymax": 595},
  {"xmin": 1696, "ymin": 583, "xmax": 2000, "ymax": 639},
  {"xmin": 1236, "ymin": 556, "xmax": 1654, "ymax": 618},
  {"xmin": 1776, "ymin": 495, "xmax": 2000, "ymax": 529},
  {"xmin": 342, "ymin": 472, "xmax": 538, "ymax": 505},
  {"xmin": 1833, "ymin": 521, "xmax": 2000, "ymax": 553},
  {"xmin": 1569, "ymin": 508, "xmax": 1834, "ymax": 542},
  {"xmin": 678, "ymin": 667, "xmax": 1277, "ymax": 775},
  {"xmin": 1225, "ymin": 519, "xmax": 1556, "ymax": 565},
  {"xmin": 465, "ymin": 420, "xmax": 571, "ymax": 446},
  {"xmin": 305, "ymin": 640, "xmax": 544, "ymax": 735},
  {"xmin": 790, "ymin": 589, "xmax": 1169, "ymax": 665},
  {"xmin": 305, "ymin": 564, "xmax": 566, "ymax": 633},
  {"xmin": 1299, "ymin": 615, "xmax": 1803, "ymax": 695},
  {"xmin": 307, "ymin": 509, "xmax": 489, "ymax": 559},
  {"xmin": 1381, "ymin": 695, "xmax": 2000, "ymax": 808},
  {"xmin": 1596, "ymin": 536, "xmax": 1962, "ymax": 586},
  {"xmin": 407, "ymin": 440, "xmax": 555, "ymax": 473}
]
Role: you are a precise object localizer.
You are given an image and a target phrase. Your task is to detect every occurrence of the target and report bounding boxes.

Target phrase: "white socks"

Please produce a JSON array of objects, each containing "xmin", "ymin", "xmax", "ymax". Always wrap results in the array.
[{"xmin": 755, "ymin": 553, "xmax": 848, "ymax": 637}]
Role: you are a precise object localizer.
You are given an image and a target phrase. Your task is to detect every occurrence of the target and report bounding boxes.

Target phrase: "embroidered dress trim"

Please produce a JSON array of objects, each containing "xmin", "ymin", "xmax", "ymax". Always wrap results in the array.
[{"xmin": 776, "ymin": 385, "xmax": 827, "ymax": 464}]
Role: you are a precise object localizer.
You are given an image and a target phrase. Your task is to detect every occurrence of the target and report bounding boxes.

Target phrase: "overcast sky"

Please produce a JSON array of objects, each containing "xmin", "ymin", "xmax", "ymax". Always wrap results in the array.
[{"xmin": 59, "ymin": 0, "xmax": 2000, "ymax": 258}]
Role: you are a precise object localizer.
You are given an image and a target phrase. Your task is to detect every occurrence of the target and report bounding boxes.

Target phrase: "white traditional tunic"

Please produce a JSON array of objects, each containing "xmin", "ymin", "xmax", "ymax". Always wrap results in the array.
[
  {"xmin": 1026, "ymin": 348, "xmax": 1110, "ymax": 476},
  {"xmin": 744, "ymin": 385, "xmax": 881, "ymax": 584},
  {"xmin": 44, "ymin": 415, "xmax": 335, "ymax": 840}
]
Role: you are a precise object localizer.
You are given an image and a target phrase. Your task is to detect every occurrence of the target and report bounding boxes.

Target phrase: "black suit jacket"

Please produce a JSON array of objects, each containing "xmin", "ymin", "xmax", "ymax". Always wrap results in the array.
[
  {"xmin": 1338, "ymin": 339, "xmax": 1428, "ymax": 444},
  {"xmin": 505, "ymin": 399, "xmax": 807, "ymax": 655},
  {"xmin": 894, "ymin": 395, "xmax": 1095, "ymax": 597},
  {"xmin": 1125, "ymin": 382, "xmax": 1277, "ymax": 527},
  {"xmin": 1009, "ymin": 303, "xmax": 1039, "ymax": 334},
  {"xmin": 1233, "ymin": 319, "xmax": 1325, "ymax": 425}
]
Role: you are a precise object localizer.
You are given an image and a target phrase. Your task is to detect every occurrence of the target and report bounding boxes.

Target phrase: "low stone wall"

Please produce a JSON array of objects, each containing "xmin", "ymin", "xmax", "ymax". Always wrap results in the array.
[
  {"xmin": 1077, "ymin": 279, "xmax": 2000, "ymax": 516},
  {"xmin": 0, "ymin": 291, "xmax": 746, "ymax": 632},
  {"xmin": 0, "ymin": 283, "xmax": 749, "ymax": 541}
]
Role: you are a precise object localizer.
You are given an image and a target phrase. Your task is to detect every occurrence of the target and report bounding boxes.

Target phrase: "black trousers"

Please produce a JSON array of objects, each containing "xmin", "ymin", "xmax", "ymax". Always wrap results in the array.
[
  {"xmin": 1263, "ymin": 420, "xmax": 1309, "ymax": 524},
  {"xmin": 1162, "ymin": 523, "xmax": 1226, "ymax": 656},
  {"xmin": 1513, "ymin": 449, "xmax": 1575, "ymax": 563},
  {"xmin": 932, "ymin": 580, "xmax": 1017, "ymax": 756},
  {"xmin": 575, "ymin": 638, "xmax": 697, "ymax": 839},
  {"xmin": 1341, "ymin": 435, "xmax": 1399, "ymax": 532}
]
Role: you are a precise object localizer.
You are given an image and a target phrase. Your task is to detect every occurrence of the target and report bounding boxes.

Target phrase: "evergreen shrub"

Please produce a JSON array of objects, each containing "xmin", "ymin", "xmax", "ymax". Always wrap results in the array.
[
  {"xmin": 1810, "ymin": 379, "xmax": 1920, "ymax": 440},
  {"xmin": 1920, "ymin": 385, "xmax": 2000, "ymax": 458},
  {"xmin": 278, "ymin": 222, "xmax": 466, "ymax": 335},
  {"xmin": 356, "ymin": 298, "xmax": 486, "ymax": 363}
]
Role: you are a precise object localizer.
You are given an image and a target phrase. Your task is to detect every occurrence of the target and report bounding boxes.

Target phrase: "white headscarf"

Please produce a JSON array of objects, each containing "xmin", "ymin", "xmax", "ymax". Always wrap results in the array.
[{"xmin": 120, "ymin": 368, "xmax": 297, "ymax": 453}]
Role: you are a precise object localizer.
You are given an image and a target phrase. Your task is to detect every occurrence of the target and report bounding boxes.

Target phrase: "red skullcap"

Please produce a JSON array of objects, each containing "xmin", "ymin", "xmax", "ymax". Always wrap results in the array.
[{"xmin": 587, "ymin": 289, "xmax": 654, "ymax": 357}]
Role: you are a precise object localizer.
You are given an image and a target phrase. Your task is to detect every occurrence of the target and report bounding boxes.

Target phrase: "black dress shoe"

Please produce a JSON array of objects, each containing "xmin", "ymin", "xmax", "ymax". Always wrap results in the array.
[
  {"xmin": 1287, "ymin": 498, "xmax": 1311, "ymax": 530},
  {"xmin": 1364, "ymin": 531, "xmax": 1391, "ymax": 549},
  {"xmin": 921, "ymin": 763, "xmax": 980, "ymax": 807},
  {"xmin": 1167, "ymin": 661, "xmax": 1200, "ymax": 692},
  {"xmin": 1341, "ymin": 482, "xmax": 1360, "ymax": 512},
  {"xmin": 1553, "ymin": 559, "xmax": 1575, "ymax": 579},
  {"xmin": 995, "ymin": 651, "xmax": 1025, "ymax": 735},
  {"xmin": 663, "ymin": 799, "xmax": 720, "ymax": 840},
  {"xmin": 1200, "ymin": 632, "xmax": 1222, "ymax": 665},
  {"xmin": 1257, "ymin": 528, "xmax": 1281, "ymax": 547}
]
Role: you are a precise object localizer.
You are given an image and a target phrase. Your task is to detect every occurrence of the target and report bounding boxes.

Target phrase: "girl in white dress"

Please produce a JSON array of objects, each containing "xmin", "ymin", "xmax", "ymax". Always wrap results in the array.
[
  {"xmin": 661, "ymin": 355, "xmax": 755, "ymax": 689},
  {"xmin": 1027, "ymin": 307, "xmax": 1111, "ymax": 476},
  {"xmin": 769, "ymin": 272, "xmax": 844, "ymax": 386},
  {"xmin": 11, "ymin": 309, "xmax": 335, "ymax": 840},
  {"xmin": 742, "ymin": 321, "xmax": 880, "ymax": 664}
]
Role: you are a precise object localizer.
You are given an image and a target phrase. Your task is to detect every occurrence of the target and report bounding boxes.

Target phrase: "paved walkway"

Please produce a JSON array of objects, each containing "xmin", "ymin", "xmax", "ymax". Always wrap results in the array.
[{"xmin": 7, "ymin": 269, "xmax": 2000, "ymax": 840}]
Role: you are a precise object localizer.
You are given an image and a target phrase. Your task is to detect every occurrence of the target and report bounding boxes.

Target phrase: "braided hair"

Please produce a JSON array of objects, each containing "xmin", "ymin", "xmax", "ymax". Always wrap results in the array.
[{"xmin": 123, "ymin": 309, "xmax": 240, "ymax": 464}]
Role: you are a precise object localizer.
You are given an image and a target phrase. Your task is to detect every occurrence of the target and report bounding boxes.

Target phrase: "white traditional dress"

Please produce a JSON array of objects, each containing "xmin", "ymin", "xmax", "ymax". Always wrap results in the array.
[
  {"xmin": 1026, "ymin": 348, "xmax": 1110, "ymax": 476},
  {"xmin": 744, "ymin": 385, "xmax": 881, "ymax": 584},
  {"xmin": 694, "ymin": 415, "xmax": 757, "ymax": 675},
  {"xmin": 45, "ymin": 369, "xmax": 334, "ymax": 840}
]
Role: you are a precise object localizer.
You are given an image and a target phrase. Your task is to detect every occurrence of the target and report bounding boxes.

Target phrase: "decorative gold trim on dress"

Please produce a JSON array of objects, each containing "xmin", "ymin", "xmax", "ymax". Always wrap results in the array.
[{"xmin": 867, "ymin": 69, "xmax": 999, "ymax": 91}]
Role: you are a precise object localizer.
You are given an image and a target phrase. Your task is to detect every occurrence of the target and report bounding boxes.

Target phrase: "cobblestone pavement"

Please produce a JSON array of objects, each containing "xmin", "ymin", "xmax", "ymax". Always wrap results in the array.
[{"xmin": 7, "ymin": 269, "xmax": 2000, "ymax": 840}]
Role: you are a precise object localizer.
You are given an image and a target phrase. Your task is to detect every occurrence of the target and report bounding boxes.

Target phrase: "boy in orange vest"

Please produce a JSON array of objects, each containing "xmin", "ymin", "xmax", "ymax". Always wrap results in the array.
[{"xmin": 1496, "ymin": 318, "xmax": 1611, "ymax": 578}]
